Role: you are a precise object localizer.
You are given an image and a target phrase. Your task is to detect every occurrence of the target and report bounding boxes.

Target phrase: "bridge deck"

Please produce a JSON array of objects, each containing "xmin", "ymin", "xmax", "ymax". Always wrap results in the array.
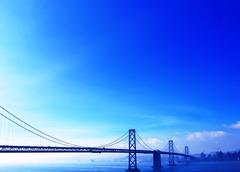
[{"xmin": 0, "ymin": 145, "xmax": 191, "ymax": 157}]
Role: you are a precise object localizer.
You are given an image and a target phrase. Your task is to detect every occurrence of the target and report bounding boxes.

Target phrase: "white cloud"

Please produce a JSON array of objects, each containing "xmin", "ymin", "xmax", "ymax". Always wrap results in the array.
[
  {"xmin": 137, "ymin": 137, "xmax": 166, "ymax": 150},
  {"xmin": 230, "ymin": 121, "xmax": 240, "ymax": 129},
  {"xmin": 146, "ymin": 138, "xmax": 162, "ymax": 145},
  {"xmin": 186, "ymin": 131, "xmax": 226, "ymax": 141}
]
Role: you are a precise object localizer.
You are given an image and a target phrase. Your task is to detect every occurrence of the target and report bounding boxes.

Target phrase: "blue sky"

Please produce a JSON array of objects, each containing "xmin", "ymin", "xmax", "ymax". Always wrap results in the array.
[{"xmin": 0, "ymin": 0, "xmax": 240, "ymax": 160}]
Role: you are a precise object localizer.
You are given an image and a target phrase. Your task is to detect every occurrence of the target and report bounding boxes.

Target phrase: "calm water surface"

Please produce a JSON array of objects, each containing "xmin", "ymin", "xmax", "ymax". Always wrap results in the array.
[{"xmin": 1, "ymin": 161, "xmax": 240, "ymax": 172}]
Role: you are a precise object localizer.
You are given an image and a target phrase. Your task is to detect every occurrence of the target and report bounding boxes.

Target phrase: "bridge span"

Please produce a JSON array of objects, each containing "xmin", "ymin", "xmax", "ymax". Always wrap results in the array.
[
  {"xmin": 0, "ymin": 145, "xmax": 189, "ymax": 156},
  {"xmin": 0, "ymin": 106, "xmax": 195, "ymax": 171},
  {"xmin": 0, "ymin": 130, "xmax": 194, "ymax": 172}
]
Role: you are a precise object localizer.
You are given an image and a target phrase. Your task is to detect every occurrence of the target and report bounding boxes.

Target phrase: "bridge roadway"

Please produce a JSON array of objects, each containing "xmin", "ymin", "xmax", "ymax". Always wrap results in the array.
[{"xmin": 0, "ymin": 145, "xmax": 190, "ymax": 157}]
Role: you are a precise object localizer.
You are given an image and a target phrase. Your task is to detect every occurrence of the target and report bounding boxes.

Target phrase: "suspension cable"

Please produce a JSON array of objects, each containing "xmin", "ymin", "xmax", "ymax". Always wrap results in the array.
[
  {"xmin": 173, "ymin": 144, "xmax": 180, "ymax": 153},
  {"xmin": 97, "ymin": 131, "xmax": 128, "ymax": 148},
  {"xmin": 136, "ymin": 137, "xmax": 153, "ymax": 151},
  {"xmin": 0, "ymin": 106, "xmax": 131, "ymax": 149},
  {"xmin": 136, "ymin": 138, "xmax": 152, "ymax": 150},
  {"xmin": 104, "ymin": 135, "xmax": 128, "ymax": 147},
  {"xmin": 0, "ymin": 106, "xmax": 81, "ymax": 147},
  {"xmin": 0, "ymin": 112, "xmax": 74, "ymax": 146},
  {"xmin": 136, "ymin": 132, "xmax": 153, "ymax": 150}
]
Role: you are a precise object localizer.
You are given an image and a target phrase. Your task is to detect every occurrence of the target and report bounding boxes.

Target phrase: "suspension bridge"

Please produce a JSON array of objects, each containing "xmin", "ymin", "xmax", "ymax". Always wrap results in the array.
[{"xmin": 0, "ymin": 106, "xmax": 194, "ymax": 171}]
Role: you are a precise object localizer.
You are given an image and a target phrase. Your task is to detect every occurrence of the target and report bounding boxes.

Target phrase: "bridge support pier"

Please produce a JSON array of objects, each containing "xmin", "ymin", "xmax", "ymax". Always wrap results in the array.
[
  {"xmin": 168, "ymin": 140, "xmax": 175, "ymax": 166},
  {"xmin": 153, "ymin": 150, "xmax": 161, "ymax": 171},
  {"xmin": 128, "ymin": 129, "xmax": 139, "ymax": 172}
]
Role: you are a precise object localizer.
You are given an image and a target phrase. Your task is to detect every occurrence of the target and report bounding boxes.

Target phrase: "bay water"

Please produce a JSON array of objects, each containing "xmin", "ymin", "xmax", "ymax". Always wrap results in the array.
[{"xmin": 0, "ymin": 161, "xmax": 240, "ymax": 172}]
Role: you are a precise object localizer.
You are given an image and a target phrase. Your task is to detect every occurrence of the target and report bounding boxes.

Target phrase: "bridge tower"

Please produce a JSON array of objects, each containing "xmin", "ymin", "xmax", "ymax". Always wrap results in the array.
[
  {"xmin": 184, "ymin": 146, "xmax": 189, "ymax": 162},
  {"xmin": 168, "ymin": 140, "xmax": 175, "ymax": 166},
  {"xmin": 153, "ymin": 150, "xmax": 161, "ymax": 170},
  {"xmin": 128, "ymin": 129, "xmax": 139, "ymax": 172}
]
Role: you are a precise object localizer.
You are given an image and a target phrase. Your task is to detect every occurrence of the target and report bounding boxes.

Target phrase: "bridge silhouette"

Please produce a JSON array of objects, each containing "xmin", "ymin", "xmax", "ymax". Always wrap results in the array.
[{"xmin": 0, "ymin": 106, "xmax": 194, "ymax": 171}]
